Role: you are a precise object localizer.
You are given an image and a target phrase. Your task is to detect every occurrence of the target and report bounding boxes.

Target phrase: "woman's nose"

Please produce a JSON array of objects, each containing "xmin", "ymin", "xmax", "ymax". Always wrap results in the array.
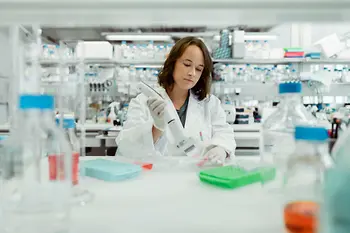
[{"xmin": 188, "ymin": 66, "xmax": 196, "ymax": 76}]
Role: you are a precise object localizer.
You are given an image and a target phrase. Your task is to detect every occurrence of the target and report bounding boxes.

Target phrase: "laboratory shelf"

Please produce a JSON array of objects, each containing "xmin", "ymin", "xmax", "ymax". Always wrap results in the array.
[
  {"xmin": 27, "ymin": 58, "xmax": 116, "ymax": 66},
  {"xmin": 303, "ymin": 59, "xmax": 350, "ymax": 64},
  {"xmin": 26, "ymin": 58, "xmax": 350, "ymax": 68},
  {"xmin": 212, "ymin": 82, "xmax": 350, "ymax": 97},
  {"xmin": 213, "ymin": 58, "xmax": 304, "ymax": 64},
  {"xmin": 115, "ymin": 60, "xmax": 164, "ymax": 68},
  {"xmin": 234, "ymin": 132, "xmax": 260, "ymax": 140},
  {"xmin": 84, "ymin": 59, "xmax": 116, "ymax": 66},
  {"xmin": 27, "ymin": 58, "xmax": 82, "ymax": 66},
  {"xmin": 231, "ymin": 123, "xmax": 261, "ymax": 132}
]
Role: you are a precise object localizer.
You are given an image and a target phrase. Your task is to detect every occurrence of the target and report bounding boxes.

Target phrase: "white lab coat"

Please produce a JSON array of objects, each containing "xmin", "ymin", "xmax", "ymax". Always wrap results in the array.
[{"xmin": 116, "ymin": 90, "xmax": 236, "ymax": 158}]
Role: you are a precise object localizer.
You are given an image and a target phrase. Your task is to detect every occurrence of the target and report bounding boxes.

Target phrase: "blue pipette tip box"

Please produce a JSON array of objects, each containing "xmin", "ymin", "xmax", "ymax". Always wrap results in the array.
[{"xmin": 81, "ymin": 159, "xmax": 142, "ymax": 182}]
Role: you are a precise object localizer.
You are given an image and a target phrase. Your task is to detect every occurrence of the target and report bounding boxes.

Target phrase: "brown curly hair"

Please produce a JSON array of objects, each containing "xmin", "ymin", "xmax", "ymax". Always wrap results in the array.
[{"xmin": 158, "ymin": 36, "xmax": 213, "ymax": 101}]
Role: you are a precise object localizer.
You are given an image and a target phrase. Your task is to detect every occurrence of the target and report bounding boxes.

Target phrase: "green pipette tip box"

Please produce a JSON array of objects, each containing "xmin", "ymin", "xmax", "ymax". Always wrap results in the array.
[{"xmin": 199, "ymin": 165, "xmax": 276, "ymax": 189}]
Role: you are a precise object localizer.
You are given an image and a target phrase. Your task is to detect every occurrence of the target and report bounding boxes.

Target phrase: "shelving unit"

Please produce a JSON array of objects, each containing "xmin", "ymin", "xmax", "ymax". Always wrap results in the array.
[
  {"xmin": 33, "ymin": 57, "xmax": 350, "ymax": 98},
  {"xmin": 213, "ymin": 58, "xmax": 304, "ymax": 64},
  {"xmin": 212, "ymin": 82, "xmax": 350, "ymax": 97},
  {"xmin": 32, "ymin": 58, "xmax": 350, "ymax": 66}
]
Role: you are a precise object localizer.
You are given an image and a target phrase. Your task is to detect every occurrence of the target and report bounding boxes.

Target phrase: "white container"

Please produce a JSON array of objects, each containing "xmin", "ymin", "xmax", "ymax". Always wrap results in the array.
[
  {"xmin": 232, "ymin": 43, "xmax": 245, "ymax": 58},
  {"xmin": 314, "ymin": 33, "xmax": 342, "ymax": 58},
  {"xmin": 76, "ymin": 41, "xmax": 113, "ymax": 59},
  {"xmin": 233, "ymin": 30, "xmax": 245, "ymax": 43},
  {"xmin": 113, "ymin": 44, "xmax": 122, "ymax": 61}
]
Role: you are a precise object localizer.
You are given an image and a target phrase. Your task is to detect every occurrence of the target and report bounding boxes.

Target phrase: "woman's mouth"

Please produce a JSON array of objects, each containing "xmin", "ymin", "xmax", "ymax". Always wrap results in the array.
[{"xmin": 184, "ymin": 79, "xmax": 194, "ymax": 83}]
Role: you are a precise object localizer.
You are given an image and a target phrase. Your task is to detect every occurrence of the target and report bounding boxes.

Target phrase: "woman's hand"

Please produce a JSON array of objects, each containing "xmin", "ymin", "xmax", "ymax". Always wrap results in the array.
[
  {"xmin": 203, "ymin": 146, "xmax": 228, "ymax": 165},
  {"xmin": 147, "ymin": 97, "xmax": 166, "ymax": 131}
]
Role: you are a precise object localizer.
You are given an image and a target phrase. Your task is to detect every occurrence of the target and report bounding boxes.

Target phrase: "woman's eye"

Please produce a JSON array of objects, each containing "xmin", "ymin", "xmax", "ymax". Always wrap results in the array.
[
  {"xmin": 196, "ymin": 68, "xmax": 203, "ymax": 72},
  {"xmin": 184, "ymin": 63, "xmax": 191, "ymax": 67}
]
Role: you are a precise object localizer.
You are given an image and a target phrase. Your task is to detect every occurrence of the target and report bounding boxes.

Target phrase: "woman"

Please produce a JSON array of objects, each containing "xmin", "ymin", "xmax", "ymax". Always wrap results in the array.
[{"xmin": 116, "ymin": 37, "xmax": 236, "ymax": 165}]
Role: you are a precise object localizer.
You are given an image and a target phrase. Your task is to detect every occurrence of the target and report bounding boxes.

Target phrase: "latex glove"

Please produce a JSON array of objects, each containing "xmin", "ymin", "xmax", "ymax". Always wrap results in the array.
[
  {"xmin": 147, "ymin": 97, "xmax": 166, "ymax": 131},
  {"xmin": 203, "ymin": 146, "xmax": 227, "ymax": 165}
]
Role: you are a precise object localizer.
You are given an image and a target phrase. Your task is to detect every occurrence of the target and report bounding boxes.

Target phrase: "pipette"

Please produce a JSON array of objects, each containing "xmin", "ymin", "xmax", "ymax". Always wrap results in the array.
[{"xmin": 138, "ymin": 81, "xmax": 203, "ymax": 158}]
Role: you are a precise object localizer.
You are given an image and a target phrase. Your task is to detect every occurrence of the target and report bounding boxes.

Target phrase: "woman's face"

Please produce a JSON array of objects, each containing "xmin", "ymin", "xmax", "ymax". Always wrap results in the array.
[{"xmin": 172, "ymin": 45, "xmax": 204, "ymax": 91}]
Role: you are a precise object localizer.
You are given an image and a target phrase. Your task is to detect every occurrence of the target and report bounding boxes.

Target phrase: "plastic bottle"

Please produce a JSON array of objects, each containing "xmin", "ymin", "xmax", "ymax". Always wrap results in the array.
[
  {"xmin": 166, "ymin": 43, "xmax": 173, "ymax": 56},
  {"xmin": 255, "ymin": 67, "xmax": 263, "ymax": 82},
  {"xmin": 333, "ymin": 68, "xmax": 339, "ymax": 82},
  {"xmin": 284, "ymin": 66, "xmax": 291, "ymax": 80},
  {"xmin": 322, "ymin": 67, "xmax": 328, "ymax": 76},
  {"xmin": 129, "ymin": 65, "xmax": 136, "ymax": 82},
  {"xmin": 254, "ymin": 40, "xmax": 262, "ymax": 58},
  {"xmin": 290, "ymin": 69, "xmax": 299, "ymax": 81},
  {"xmin": 245, "ymin": 64, "xmax": 253, "ymax": 81},
  {"xmin": 107, "ymin": 102, "xmax": 118, "ymax": 123},
  {"xmin": 283, "ymin": 126, "xmax": 332, "ymax": 233},
  {"xmin": 341, "ymin": 67, "xmax": 348, "ymax": 83},
  {"xmin": 261, "ymin": 82, "xmax": 317, "ymax": 191},
  {"xmin": 221, "ymin": 95, "xmax": 236, "ymax": 124},
  {"xmin": 56, "ymin": 115, "xmax": 94, "ymax": 206},
  {"xmin": 120, "ymin": 103, "xmax": 129, "ymax": 126},
  {"xmin": 114, "ymin": 44, "xmax": 122, "ymax": 60},
  {"xmin": 120, "ymin": 41, "xmax": 128, "ymax": 60},
  {"xmin": 147, "ymin": 41, "xmax": 154, "ymax": 59},
  {"xmin": 244, "ymin": 40, "xmax": 250, "ymax": 57},
  {"xmin": 261, "ymin": 40, "xmax": 270, "ymax": 59},
  {"xmin": 158, "ymin": 45, "xmax": 165, "ymax": 59},
  {"xmin": 0, "ymin": 94, "xmax": 72, "ymax": 233}
]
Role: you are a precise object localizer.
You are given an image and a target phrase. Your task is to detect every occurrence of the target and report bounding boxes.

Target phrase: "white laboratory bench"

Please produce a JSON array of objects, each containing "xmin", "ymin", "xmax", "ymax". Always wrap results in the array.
[
  {"xmin": 0, "ymin": 123, "xmax": 262, "ymax": 155},
  {"xmin": 92, "ymin": 123, "xmax": 262, "ymax": 155},
  {"xmin": 71, "ymin": 156, "xmax": 284, "ymax": 233}
]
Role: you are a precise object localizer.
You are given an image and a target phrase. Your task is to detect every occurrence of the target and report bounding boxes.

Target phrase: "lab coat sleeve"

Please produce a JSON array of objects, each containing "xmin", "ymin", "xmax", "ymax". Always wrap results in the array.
[
  {"xmin": 207, "ymin": 95, "xmax": 236, "ymax": 157},
  {"xmin": 116, "ymin": 93, "xmax": 167, "ymax": 157}
]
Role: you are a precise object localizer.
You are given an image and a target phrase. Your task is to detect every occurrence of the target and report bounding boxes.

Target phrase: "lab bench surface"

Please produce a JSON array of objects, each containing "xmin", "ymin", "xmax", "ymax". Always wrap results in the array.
[{"xmin": 72, "ymin": 156, "xmax": 283, "ymax": 233}]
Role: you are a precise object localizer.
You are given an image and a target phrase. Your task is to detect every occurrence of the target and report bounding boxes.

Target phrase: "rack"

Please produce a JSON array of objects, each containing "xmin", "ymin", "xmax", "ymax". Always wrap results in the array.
[
  {"xmin": 31, "ymin": 58, "xmax": 350, "ymax": 66},
  {"xmin": 212, "ymin": 82, "xmax": 350, "ymax": 97},
  {"xmin": 213, "ymin": 58, "xmax": 304, "ymax": 64}
]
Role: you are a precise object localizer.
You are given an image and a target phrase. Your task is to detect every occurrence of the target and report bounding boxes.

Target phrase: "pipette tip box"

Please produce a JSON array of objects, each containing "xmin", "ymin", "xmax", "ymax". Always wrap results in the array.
[
  {"xmin": 81, "ymin": 159, "xmax": 142, "ymax": 182},
  {"xmin": 199, "ymin": 165, "xmax": 276, "ymax": 189}
]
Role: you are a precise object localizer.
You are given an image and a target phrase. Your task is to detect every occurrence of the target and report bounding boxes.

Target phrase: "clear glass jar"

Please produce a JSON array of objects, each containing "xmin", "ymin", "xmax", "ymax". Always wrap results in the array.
[
  {"xmin": 261, "ymin": 82, "xmax": 317, "ymax": 191},
  {"xmin": 56, "ymin": 115, "xmax": 94, "ymax": 206},
  {"xmin": 0, "ymin": 95, "xmax": 72, "ymax": 233}
]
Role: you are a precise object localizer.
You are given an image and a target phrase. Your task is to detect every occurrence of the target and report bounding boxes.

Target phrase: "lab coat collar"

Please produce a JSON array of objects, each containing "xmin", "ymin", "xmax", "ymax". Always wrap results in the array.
[{"xmin": 184, "ymin": 91, "xmax": 203, "ymax": 129}]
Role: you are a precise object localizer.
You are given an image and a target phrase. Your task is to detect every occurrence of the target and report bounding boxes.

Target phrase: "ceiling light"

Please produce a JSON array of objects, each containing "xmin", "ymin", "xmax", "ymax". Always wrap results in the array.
[
  {"xmin": 104, "ymin": 34, "xmax": 173, "ymax": 42},
  {"xmin": 213, "ymin": 33, "xmax": 278, "ymax": 41}
]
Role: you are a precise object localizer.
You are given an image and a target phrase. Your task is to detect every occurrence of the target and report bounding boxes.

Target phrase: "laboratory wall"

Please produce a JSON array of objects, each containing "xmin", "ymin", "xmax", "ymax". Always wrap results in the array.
[
  {"xmin": 269, "ymin": 23, "xmax": 292, "ymax": 49},
  {"xmin": 270, "ymin": 23, "xmax": 350, "ymax": 50},
  {"xmin": 0, "ymin": 27, "xmax": 10, "ymax": 124},
  {"xmin": 0, "ymin": 27, "xmax": 11, "ymax": 77},
  {"xmin": 311, "ymin": 23, "xmax": 350, "ymax": 43}
]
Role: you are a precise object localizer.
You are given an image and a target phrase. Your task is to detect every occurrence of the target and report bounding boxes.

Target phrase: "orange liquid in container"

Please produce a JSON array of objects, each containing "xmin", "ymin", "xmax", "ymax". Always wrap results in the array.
[
  {"xmin": 48, "ymin": 152, "xmax": 80, "ymax": 185},
  {"xmin": 284, "ymin": 201, "xmax": 319, "ymax": 233}
]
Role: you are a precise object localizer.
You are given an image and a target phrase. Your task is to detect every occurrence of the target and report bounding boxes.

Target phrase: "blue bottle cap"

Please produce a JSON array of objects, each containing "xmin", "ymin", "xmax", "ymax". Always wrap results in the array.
[
  {"xmin": 279, "ymin": 82, "xmax": 302, "ymax": 94},
  {"xmin": 19, "ymin": 94, "xmax": 54, "ymax": 110},
  {"xmin": 295, "ymin": 126, "xmax": 328, "ymax": 141},
  {"xmin": 55, "ymin": 117, "xmax": 76, "ymax": 129}
]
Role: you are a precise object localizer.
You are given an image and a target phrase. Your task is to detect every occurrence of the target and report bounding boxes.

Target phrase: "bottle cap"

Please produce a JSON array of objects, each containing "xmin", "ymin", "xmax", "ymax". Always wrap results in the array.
[
  {"xmin": 279, "ymin": 82, "xmax": 302, "ymax": 94},
  {"xmin": 295, "ymin": 126, "xmax": 328, "ymax": 141},
  {"xmin": 19, "ymin": 94, "xmax": 54, "ymax": 110},
  {"xmin": 56, "ymin": 117, "xmax": 76, "ymax": 129}
]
